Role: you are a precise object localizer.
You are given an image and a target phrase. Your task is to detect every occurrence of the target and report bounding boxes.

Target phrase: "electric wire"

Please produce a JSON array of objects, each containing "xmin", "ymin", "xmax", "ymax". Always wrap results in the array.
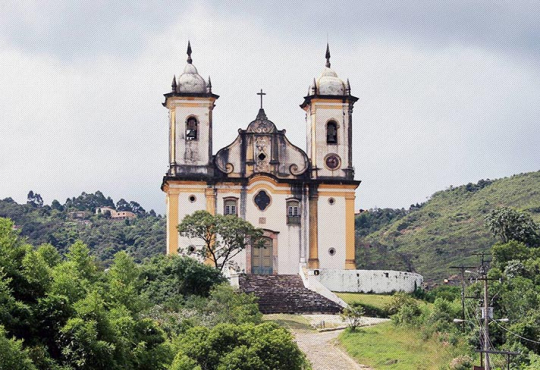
[{"xmin": 493, "ymin": 319, "xmax": 540, "ymax": 345}]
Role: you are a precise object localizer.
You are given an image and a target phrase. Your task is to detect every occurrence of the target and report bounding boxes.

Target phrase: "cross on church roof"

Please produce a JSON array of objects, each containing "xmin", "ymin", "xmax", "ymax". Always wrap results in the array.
[{"xmin": 257, "ymin": 89, "xmax": 266, "ymax": 109}]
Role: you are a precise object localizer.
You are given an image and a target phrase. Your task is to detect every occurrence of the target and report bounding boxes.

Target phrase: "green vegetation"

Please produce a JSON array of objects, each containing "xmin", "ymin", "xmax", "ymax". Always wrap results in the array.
[
  {"xmin": 263, "ymin": 314, "xmax": 313, "ymax": 331},
  {"xmin": 0, "ymin": 217, "xmax": 308, "ymax": 369},
  {"xmin": 0, "ymin": 191, "xmax": 165, "ymax": 264},
  {"xmin": 342, "ymin": 208, "xmax": 540, "ymax": 369},
  {"xmin": 177, "ymin": 210, "xmax": 264, "ymax": 271},
  {"xmin": 337, "ymin": 292, "xmax": 396, "ymax": 309},
  {"xmin": 356, "ymin": 171, "xmax": 540, "ymax": 282},
  {"xmin": 340, "ymin": 322, "xmax": 469, "ymax": 370}
]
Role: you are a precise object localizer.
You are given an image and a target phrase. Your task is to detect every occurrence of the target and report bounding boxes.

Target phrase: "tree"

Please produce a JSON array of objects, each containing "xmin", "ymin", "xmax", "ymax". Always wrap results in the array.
[
  {"xmin": 116, "ymin": 199, "xmax": 131, "ymax": 212},
  {"xmin": 129, "ymin": 201, "xmax": 145, "ymax": 216},
  {"xmin": 485, "ymin": 207, "xmax": 540, "ymax": 247},
  {"xmin": 27, "ymin": 191, "xmax": 43, "ymax": 208},
  {"xmin": 177, "ymin": 211, "xmax": 263, "ymax": 271},
  {"xmin": 50, "ymin": 200, "xmax": 63, "ymax": 212}
]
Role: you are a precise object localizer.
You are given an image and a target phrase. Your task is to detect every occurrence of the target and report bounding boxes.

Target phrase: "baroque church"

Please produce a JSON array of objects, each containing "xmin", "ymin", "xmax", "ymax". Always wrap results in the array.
[{"xmin": 161, "ymin": 42, "xmax": 359, "ymax": 276}]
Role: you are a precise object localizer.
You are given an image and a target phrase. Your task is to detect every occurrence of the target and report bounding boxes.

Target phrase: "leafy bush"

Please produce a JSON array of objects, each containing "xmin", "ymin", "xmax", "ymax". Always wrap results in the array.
[
  {"xmin": 171, "ymin": 322, "xmax": 310, "ymax": 370},
  {"xmin": 341, "ymin": 305, "xmax": 365, "ymax": 330}
]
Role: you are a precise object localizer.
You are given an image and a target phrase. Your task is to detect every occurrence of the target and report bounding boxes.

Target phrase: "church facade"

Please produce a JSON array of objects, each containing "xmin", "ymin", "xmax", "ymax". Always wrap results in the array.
[{"xmin": 162, "ymin": 42, "xmax": 359, "ymax": 275}]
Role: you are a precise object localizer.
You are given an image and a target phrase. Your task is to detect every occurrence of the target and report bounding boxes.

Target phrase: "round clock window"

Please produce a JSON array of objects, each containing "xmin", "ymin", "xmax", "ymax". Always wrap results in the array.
[{"xmin": 324, "ymin": 154, "xmax": 341, "ymax": 170}]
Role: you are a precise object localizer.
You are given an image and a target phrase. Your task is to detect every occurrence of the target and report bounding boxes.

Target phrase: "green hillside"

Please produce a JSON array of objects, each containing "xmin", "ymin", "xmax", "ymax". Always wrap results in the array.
[
  {"xmin": 356, "ymin": 171, "xmax": 540, "ymax": 283},
  {"xmin": 0, "ymin": 191, "xmax": 165, "ymax": 264}
]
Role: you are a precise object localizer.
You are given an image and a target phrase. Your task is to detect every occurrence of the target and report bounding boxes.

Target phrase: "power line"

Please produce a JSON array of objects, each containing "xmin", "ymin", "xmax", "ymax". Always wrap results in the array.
[{"xmin": 493, "ymin": 320, "xmax": 540, "ymax": 345}]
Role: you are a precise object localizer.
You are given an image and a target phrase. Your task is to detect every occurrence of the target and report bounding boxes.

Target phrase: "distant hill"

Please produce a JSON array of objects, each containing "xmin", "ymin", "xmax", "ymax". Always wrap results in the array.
[
  {"xmin": 355, "ymin": 171, "xmax": 540, "ymax": 283},
  {"xmin": 0, "ymin": 191, "xmax": 165, "ymax": 264}
]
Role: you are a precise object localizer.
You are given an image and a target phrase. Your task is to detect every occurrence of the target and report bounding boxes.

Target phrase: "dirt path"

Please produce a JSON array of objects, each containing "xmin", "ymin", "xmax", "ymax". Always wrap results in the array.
[{"xmin": 293, "ymin": 328, "xmax": 373, "ymax": 370}]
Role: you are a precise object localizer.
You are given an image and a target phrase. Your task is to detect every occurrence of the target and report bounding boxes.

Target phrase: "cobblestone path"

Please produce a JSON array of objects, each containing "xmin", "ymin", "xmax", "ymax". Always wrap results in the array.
[{"xmin": 293, "ymin": 328, "xmax": 374, "ymax": 370}]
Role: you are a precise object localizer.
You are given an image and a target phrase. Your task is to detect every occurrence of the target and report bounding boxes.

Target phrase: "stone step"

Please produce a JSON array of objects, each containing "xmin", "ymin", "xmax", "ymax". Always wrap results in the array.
[{"xmin": 238, "ymin": 274, "xmax": 342, "ymax": 314}]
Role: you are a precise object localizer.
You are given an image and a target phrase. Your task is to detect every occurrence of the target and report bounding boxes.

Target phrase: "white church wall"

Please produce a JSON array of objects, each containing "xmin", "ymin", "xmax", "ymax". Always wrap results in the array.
[
  {"xmin": 317, "ymin": 194, "xmax": 347, "ymax": 269},
  {"xmin": 314, "ymin": 268, "xmax": 424, "ymax": 294},
  {"xmin": 312, "ymin": 102, "xmax": 350, "ymax": 178},
  {"xmin": 174, "ymin": 105, "xmax": 211, "ymax": 166},
  {"xmin": 176, "ymin": 187, "xmax": 207, "ymax": 252},
  {"xmin": 213, "ymin": 180, "xmax": 302, "ymax": 275}
]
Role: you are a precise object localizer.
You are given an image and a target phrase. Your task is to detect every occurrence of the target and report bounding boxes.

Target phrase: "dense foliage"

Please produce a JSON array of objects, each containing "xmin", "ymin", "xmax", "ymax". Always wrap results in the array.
[
  {"xmin": 364, "ymin": 208, "xmax": 540, "ymax": 369},
  {"xmin": 0, "ymin": 217, "xmax": 309, "ymax": 369},
  {"xmin": 356, "ymin": 171, "xmax": 540, "ymax": 282},
  {"xmin": 0, "ymin": 191, "xmax": 165, "ymax": 264}
]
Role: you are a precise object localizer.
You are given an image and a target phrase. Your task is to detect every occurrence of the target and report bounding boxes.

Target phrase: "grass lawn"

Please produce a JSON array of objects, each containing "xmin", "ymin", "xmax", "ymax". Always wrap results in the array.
[
  {"xmin": 263, "ymin": 314, "xmax": 314, "ymax": 331},
  {"xmin": 339, "ymin": 322, "xmax": 469, "ymax": 370},
  {"xmin": 336, "ymin": 293, "xmax": 395, "ymax": 309}
]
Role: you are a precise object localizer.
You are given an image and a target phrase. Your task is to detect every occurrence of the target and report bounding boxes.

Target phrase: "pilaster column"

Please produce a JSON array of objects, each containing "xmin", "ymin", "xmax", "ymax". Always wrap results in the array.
[
  {"xmin": 308, "ymin": 187, "xmax": 319, "ymax": 269},
  {"xmin": 166, "ymin": 190, "xmax": 179, "ymax": 255},
  {"xmin": 345, "ymin": 192, "xmax": 356, "ymax": 269},
  {"xmin": 205, "ymin": 186, "xmax": 216, "ymax": 215}
]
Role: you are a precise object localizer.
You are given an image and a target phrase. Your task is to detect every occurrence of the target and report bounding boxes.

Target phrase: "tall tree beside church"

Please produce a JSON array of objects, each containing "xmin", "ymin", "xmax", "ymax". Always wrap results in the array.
[{"xmin": 177, "ymin": 211, "xmax": 264, "ymax": 271}]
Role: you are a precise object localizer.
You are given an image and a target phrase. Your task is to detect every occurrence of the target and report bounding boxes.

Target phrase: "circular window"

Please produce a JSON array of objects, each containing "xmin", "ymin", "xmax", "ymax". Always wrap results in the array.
[
  {"xmin": 188, "ymin": 195, "xmax": 196, "ymax": 203},
  {"xmin": 328, "ymin": 247, "xmax": 336, "ymax": 256},
  {"xmin": 328, "ymin": 197, "xmax": 335, "ymax": 205},
  {"xmin": 324, "ymin": 153, "xmax": 341, "ymax": 170},
  {"xmin": 187, "ymin": 245, "xmax": 196, "ymax": 254}
]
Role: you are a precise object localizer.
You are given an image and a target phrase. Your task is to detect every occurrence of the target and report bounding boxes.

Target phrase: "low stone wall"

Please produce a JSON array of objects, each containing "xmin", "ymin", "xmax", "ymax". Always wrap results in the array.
[{"xmin": 313, "ymin": 268, "xmax": 423, "ymax": 294}]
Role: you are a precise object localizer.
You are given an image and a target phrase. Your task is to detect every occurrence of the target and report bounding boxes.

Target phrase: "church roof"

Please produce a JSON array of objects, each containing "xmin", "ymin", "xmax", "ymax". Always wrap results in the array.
[{"xmin": 215, "ymin": 108, "xmax": 310, "ymax": 180}]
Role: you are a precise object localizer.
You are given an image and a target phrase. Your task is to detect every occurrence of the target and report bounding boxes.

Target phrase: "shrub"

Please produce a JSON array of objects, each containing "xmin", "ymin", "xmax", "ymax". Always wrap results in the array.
[{"xmin": 341, "ymin": 305, "xmax": 365, "ymax": 331}]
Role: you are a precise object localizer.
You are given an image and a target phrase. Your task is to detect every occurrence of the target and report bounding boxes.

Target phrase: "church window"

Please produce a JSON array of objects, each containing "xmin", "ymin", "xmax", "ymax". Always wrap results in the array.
[
  {"xmin": 326, "ymin": 121, "xmax": 338, "ymax": 144},
  {"xmin": 328, "ymin": 197, "xmax": 335, "ymax": 205},
  {"xmin": 224, "ymin": 198, "xmax": 238, "ymax": 216},
  {"xmin": 186, "ymin": 117, "xmax": 198, "ymax": 141},
  {"xmin": 188, "ymin": 195, "xmax": 196, "ymax": 203},
  {"xmin": 254, "ymin": 190, "xmax": 271, "ymax": 211},
  {"xmin": 328, "ymin": 247, "xmax": 336, "ymax": 256},
  {"xmin": 287, "ymin": 199, "xmax": 300, "ymax": 225}
]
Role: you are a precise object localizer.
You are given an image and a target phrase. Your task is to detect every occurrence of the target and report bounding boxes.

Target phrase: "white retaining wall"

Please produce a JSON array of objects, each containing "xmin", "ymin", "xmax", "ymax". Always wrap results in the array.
[{"xmin": 313, "ymin": 269, "xmax": 423, "ymax": 294}]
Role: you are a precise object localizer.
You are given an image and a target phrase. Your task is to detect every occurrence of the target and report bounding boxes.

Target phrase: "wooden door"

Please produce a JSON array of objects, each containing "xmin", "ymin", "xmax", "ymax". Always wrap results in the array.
[{"xmin": 252, "ymin": 237, "xmax": 273, "ymax": 274}]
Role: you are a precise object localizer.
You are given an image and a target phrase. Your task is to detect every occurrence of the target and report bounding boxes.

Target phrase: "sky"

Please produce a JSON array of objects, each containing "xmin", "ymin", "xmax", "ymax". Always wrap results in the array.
[{"xmin": 1, "ymin": 1, "xmax": 539, "ymax": 214}]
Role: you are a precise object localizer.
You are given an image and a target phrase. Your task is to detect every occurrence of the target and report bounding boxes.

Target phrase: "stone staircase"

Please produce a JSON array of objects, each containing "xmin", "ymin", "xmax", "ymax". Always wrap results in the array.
[{"xmin": 238, "ymin": 274, "xmax": 343, "ymax": 314}]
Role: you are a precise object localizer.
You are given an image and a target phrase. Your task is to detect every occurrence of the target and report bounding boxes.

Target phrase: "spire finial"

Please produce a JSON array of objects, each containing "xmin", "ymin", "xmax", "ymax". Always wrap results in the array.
[
  {"xmin": 207, "ymin": 76, "xmax": 212, "ymax": 93},
  {"xmin": 325, "ymin": 43, "xmax": 331, "ymax": 68},
  {"xmin": 171, "ymin": 75, "xmax": 177, "ymax": 92},
  {"xmin": 187, "ymin": 40, "xmax": 193, "ymax": 64}
]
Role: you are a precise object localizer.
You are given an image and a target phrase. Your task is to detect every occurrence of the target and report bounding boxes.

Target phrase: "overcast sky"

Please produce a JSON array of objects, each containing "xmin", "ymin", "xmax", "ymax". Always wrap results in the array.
[{"xmin": 1, "ymin": 1, "xmax": 539, "ymax": 214}]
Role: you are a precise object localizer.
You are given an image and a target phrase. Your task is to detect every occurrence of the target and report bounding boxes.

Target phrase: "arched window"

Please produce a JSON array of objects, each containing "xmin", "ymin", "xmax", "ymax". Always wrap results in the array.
[
  {"xmin": 326, "ymin": 121, "xmax": 338, "ymax": 144},
  {"xmin": 186, "ymin": 117, "xmax": 198, "ymax": 141},
  {"xmin": 224, "ymin": 198, "xmax": 238, "ymax": 216},
  {"xmin": 286, "ymin": 199, "xmax": 300, "ymax": 225}
]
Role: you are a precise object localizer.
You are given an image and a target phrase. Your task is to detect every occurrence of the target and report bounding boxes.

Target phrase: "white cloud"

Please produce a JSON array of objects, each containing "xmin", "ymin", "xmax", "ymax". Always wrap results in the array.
[{"xmin": 1, "ymin": 3, "xmax": 539, "ymax": 214}]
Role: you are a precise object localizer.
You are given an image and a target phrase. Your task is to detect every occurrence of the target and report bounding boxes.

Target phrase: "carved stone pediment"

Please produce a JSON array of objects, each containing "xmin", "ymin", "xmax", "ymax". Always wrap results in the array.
[{"xmin": 215, "ymin": 109, "xmax": 309, "ymax": 179}]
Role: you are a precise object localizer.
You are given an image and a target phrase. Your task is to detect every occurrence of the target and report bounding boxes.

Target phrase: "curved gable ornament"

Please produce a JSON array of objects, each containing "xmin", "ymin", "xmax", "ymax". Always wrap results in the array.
[
  {"xmin": 214, "ymin": 109, "xmax": 310, "ymax": 179},
  {"xmin": 246, "ymin": 109, "xmax": 277, "ymax": 134}
]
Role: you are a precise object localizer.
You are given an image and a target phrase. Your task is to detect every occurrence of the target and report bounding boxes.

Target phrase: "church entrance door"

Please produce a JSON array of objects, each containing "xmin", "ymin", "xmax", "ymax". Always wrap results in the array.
[{"xmin": 252, "ymin": 237, "xmax": 273, "ymax": 274}]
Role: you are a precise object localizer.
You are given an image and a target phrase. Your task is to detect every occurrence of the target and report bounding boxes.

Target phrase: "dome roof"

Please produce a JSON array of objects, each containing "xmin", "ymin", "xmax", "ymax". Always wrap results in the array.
[
  {"xmin": 316, "ymin": 67, "xmax": 346, "ymax": 95},
  {"xmin": 308, "ymin": 43, "xmax": 349, "ymax": 96},
  {"xmin": 173, "ymin": 41, "xmax": 209, "ymax": 94},
  {"xmin": 177, "ymin": 63, "xmax": 207, "ymax": 94}
]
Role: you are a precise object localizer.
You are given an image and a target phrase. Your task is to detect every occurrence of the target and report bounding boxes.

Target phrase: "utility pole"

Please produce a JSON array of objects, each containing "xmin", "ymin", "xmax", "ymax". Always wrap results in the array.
[
  {"xmin": 482, "ymin": 270, "xmax": 490, "ymax": 370},
  {"xmin": 471, "ymin": 252, "xmax": 491, "ymax": 370},
  {"xmin": 450, "ymin": 265, "xmax": 476, "ymax": 332}
]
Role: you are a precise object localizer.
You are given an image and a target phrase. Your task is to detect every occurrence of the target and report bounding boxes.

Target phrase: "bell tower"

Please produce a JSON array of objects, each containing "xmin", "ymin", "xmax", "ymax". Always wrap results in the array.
[
  {"xmin": 301, "ymin": 44, "xmax": 357, "ymax": 180},
  {"xmin": 163, "ymin": 42, "xmax": 219, "ymax": 178},
  {"xmin": 162, "ymin": 42, "xmax": 219, "ymax": 255}
]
